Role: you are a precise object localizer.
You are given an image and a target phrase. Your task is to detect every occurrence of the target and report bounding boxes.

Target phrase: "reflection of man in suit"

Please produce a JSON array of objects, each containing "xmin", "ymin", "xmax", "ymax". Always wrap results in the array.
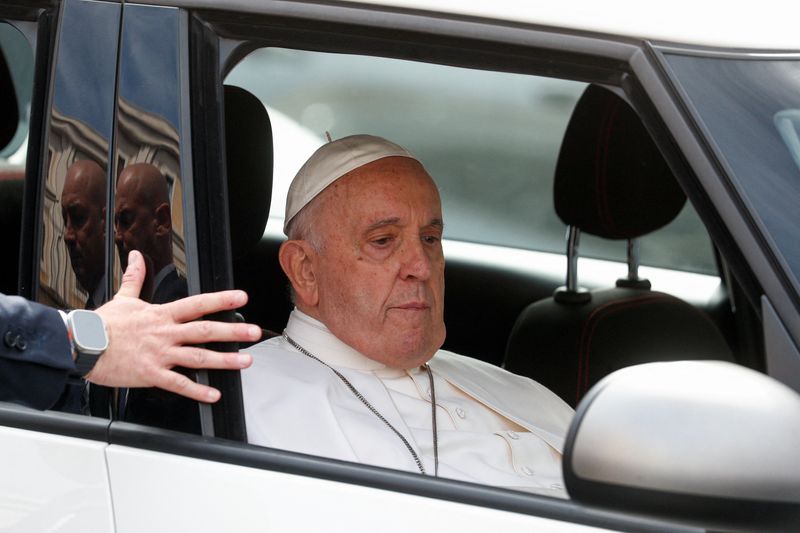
[
  {"xmin": 113, "ymin": 162, "xmax": 197, "ymax": 433},
  {"xmin": 114, "ymin": 163, "xmax": 187, "ymax": 304},
  {"xmin": 61, "ymin": 160, "xmax": 106, "ymax": 309},
  {"xmin": 60, "ymin": 160, "xmax": 108, "ymax": 413}
]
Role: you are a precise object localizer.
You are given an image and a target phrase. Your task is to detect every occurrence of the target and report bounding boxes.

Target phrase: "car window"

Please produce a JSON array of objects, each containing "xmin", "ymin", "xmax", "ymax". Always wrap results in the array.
[
  {"xmin": 0, "ymin": 22, "xmax": 32, "ymax": 297},
  {"xmin": 220, "ymin": 41, "xmax": 734, "ymax": 499},
  {"xmin": 664, "ymin": 53, "xmax": 800, "ymax": 288},
  {"xmin": 226, "ymin": 47, "xmax": 716, "ymax": 275}
]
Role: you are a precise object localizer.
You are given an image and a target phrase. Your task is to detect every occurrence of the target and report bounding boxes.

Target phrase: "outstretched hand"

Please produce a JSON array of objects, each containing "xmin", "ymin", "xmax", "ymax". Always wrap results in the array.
[{"xmin": 89, "ymin": 250, "xmax": 259, "ymax": 402}]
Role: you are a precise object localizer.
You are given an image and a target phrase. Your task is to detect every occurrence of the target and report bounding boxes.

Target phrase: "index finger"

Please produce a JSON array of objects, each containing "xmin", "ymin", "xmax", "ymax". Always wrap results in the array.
[{"xmin": 163, "ymin": 290, "xmax": 249, "ymax": 323}]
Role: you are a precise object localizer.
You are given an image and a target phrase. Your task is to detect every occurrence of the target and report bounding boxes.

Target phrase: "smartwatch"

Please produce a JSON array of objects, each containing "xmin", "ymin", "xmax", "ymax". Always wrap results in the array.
[{"xmin": 67, "ymin": 309, "xmax": 109, "ymax": 377}]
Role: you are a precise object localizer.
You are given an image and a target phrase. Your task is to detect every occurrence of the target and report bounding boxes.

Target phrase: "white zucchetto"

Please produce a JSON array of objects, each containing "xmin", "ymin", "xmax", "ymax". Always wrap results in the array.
[{"xmin": 283, "ymin": 134, "xmax": 419, "ymax": 234}]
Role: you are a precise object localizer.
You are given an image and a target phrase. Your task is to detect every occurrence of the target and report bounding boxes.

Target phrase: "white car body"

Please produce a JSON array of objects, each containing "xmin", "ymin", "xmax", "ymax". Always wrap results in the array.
[{"xmin": 2, "ymin": 0, "xmax": 799, "ymax": 531}]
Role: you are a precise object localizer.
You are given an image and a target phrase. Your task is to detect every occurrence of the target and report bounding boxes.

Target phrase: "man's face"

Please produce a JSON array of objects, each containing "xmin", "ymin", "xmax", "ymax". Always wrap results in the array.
[
  {"xmin": 61, "ymin": 164, "xmax": 105, "ymax": 294},
  {"xmin": 310, "ymin": 157, "xmax": 446, "ymax": 369},
  {"xmin": 114, "ymin": 178, "xmax": 157, "ymax": 271}
]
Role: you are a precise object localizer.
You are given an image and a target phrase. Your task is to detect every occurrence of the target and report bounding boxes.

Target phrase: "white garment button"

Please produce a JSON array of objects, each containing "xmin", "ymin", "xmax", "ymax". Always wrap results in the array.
[
  {"xmin": 507, "ymin": 430, "xmax": 519, "ymax": 440},
  {"xmin": 426, "ymin": 387, "xmax": 432, "ymax": 399},
  {"xmin": 521, "ymin": 466, "xmax": 534, "ymax": 476},
  {"xmin": 455, "ymin": 407, "xmax": 466, "ymax": 419}
]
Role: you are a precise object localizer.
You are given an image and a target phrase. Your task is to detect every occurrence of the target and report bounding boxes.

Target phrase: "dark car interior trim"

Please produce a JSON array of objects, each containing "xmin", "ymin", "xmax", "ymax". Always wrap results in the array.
[
  {"xmin": 187, "ymin": 13, "xmax": 247, "ymax": 442},
  {"xmin": 4, "ymin": 7, "xmax": 55, "ymax": 301}
]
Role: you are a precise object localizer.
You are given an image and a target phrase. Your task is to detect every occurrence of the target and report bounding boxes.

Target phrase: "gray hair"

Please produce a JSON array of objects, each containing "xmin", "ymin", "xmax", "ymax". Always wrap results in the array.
[
  {"xmin": 285, "ymin": 192, "xmax": 325, "ymax": 252},
  {"xmin": 284, "ymin": 193, "xmax": 326, "ymax": 305}
]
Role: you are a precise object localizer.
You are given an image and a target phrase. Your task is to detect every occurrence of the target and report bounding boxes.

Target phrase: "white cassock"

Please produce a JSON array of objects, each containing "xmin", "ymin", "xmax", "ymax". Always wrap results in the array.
[{"xmin": 242, "ymin": 309, "xmax": 574, "ymax": 498}]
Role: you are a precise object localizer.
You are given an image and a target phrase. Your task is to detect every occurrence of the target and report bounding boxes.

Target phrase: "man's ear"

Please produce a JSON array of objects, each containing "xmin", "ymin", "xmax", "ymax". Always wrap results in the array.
[
  {"xmin": 154, "ymin": 202, "xmax": 172, "ymax": 236},
  {"xmin": 279, "ymin": 240, "xmax": 318, "ymax": 307}
]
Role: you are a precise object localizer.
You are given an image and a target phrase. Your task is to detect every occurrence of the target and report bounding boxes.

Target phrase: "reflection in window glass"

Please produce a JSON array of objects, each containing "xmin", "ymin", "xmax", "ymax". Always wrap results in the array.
[
  {"xmin": 228, "ymin": 48, "xmax": 715, "ymax": 274},
  {"xmin": 666, "ymin": 54, "xmax": 800, "ymax": 284}
]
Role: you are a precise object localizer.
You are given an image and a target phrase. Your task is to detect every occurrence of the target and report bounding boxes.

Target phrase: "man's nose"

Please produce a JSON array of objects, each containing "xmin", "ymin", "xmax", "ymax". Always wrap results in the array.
[
  {"xmin": 63, "ymin": 222, "xmax": 76, "ymax": 244},
  {"xmin": 399, "ymin": 238, "xmax": 432, "ymax": 281}
]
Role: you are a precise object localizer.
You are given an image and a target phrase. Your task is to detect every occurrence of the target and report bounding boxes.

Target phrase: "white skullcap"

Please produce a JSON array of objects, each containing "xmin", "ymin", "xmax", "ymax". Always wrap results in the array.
[{"xmin": 283, "ymin": 134, "xmax": 419, "ymax": 234}]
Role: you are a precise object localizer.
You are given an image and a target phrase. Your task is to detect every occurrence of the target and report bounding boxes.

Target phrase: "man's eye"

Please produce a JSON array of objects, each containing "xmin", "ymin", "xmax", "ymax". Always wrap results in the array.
[
  {"xmin": 117, "ymin": 213, "xmax": 132, "ymax": 228},
  {"xmin": 371, "ymin": 236, "xmax": 393, "ymax": 247},
  {"xmin": 70, "ymin": 212, "xmax": 88, "ymax": 227},
  {"xmin": 422, "ymin": 235, "xmax": 441, "ymax": 245}
]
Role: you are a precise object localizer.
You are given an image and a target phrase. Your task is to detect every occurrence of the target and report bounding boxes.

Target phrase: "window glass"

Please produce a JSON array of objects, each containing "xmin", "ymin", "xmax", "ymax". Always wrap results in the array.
[
  {"xmin": 0, "ymin": 22, "xmax": 31, "ymax": 296},
  {"xmin": 226, "ymin": 48, "xmax": 716, "ymax": 274},
  {"xmin": 112, "ymin": 4, "xmax": 198, "ymax": 434},
  {"xmin": 39, "ymin": 0, "xmax": 119, "ymax": 312},
  {"xmin": 665, "ymin": 54, "xmax": 800, "ymax": 287}
]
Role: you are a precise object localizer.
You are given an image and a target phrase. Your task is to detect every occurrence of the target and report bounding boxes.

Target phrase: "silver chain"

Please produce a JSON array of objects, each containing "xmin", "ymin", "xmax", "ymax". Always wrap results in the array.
[{"xmin": 283, "ymin": 333, "xmax": 438, "ymax": 476}]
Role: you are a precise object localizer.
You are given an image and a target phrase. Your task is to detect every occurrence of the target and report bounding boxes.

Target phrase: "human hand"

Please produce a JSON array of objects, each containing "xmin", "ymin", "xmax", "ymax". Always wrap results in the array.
[{"xmin": 88, "ymin": 250, "xmax": 260, "ymax": 402}]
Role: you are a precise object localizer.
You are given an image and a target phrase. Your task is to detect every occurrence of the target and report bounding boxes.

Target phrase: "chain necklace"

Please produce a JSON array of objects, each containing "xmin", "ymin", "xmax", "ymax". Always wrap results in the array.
[{"xmin": 283, "ymin": 333, "xmax": 439, "ymax": 476}]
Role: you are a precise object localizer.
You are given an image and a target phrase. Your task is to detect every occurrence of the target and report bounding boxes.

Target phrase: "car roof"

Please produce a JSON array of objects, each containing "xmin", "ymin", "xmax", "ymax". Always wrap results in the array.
[{"xmin": 149, "ymin": 0, "xmax": 800, "ymax": 51}]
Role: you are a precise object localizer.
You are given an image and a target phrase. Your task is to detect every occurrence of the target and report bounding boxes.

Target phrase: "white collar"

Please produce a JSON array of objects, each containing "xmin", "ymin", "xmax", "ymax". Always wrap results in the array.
[{"xmin": 285, "ymin": 309, "xmax": 388, "ymax": 372}]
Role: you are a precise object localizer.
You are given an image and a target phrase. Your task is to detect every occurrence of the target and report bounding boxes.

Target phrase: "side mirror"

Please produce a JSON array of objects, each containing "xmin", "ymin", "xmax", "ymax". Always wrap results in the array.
[{"xmin": 563, "ymin": 361, "xmax": 800, "ymax": 531}]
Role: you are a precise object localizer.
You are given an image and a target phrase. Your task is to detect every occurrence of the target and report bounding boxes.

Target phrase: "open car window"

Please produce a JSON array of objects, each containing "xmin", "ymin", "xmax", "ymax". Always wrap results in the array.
[
  {"xmin": 226, "ymin": 47, "xmax": 717, "ymax": 275},
  {"xmin": 220, "ymin": 43, "xmax": 738, "ymax": 498}
]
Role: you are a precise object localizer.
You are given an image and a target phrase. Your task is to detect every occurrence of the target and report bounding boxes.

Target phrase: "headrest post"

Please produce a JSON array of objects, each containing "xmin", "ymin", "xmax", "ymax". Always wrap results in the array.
[
  {"xmin": 627, "ymin": 238, "xmax": 640, "ymax": 282},
  {"xmin": 616, "ymin": 237, "xmax": 651, "ymax": 290},
  {"xmin": 555, "ymin": 225, "xmax": 591, "ymax": 304},
  {"xmin": 566, "ymin": 225, "xmax": 581, "ymax": 292}
]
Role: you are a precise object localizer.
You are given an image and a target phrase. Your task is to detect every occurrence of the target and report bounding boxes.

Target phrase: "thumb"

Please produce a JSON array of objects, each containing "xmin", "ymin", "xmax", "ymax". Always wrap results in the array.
[{"xmin": 116, "ymin": 250, "xmax": 144, "ymax": 298}]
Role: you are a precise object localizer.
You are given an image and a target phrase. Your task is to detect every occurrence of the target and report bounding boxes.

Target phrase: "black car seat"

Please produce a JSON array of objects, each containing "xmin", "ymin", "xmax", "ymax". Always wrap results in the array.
[
  {"xmin": 503, "ymin": 84, "xmax": 734, "ymax": 408},
  {"xmin": 223, "ymin": 85, "xmax": 284, "ymax": 342},
  {"xmin": 225, "ymin": 85, "xmax": 272, "ymax": 263}
]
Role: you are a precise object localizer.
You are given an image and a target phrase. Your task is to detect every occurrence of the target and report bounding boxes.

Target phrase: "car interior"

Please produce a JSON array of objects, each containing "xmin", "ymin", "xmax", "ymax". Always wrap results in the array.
[{"xmin": 221, "ymin": 46, "xmax": 765, "ymax": 410}]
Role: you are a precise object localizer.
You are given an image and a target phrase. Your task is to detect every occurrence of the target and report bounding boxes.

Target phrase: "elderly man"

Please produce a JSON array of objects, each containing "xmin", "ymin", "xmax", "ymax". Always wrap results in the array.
[{"xmin": 242, "ymin": 135, "xmax": 572, "ymax": 497}]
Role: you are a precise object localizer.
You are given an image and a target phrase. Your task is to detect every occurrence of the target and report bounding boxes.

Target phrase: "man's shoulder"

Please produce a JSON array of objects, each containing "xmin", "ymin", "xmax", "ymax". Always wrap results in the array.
[
  {"xmin": 430, "ymin": 349, "xmax": 574, "ymax": 449},
  {"xmin": 431, "ymin": 349, "xmax": 569, "ymax": 406}
]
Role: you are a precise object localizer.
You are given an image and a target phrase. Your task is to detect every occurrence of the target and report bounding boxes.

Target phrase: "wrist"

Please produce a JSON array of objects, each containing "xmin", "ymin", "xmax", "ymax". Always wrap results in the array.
[{"xmin": 67, "ymin": 309, "xmax": 109, "ymax": 377}]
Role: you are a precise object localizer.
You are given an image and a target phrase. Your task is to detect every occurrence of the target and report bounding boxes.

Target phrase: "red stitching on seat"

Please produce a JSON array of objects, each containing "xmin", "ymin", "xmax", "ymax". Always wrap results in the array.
[{"xmin": 575, "ymin": 294, "xmax": 674, "ymax": 405}]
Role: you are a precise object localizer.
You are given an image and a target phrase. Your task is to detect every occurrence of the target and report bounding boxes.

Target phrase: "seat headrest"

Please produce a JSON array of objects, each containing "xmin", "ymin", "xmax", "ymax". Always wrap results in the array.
[
  {"xmin": 224, "ymin": 85, "xmax": 273, "ymax": 259},
  {"xmin": 554, "ymin": 85, "xmax": 685, "ymax": 240}
]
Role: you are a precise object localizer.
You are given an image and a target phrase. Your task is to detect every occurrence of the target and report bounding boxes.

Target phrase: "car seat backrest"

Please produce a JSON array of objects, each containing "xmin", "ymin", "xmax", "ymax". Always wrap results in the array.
[
  {"xmin": 224, "ymin": 85, "xmax": 286, "ymax": 341},
  {"xmin": 504, "ymin": 84, "xmax": 733, "ymax": 407},
  {"xmin": 224, "ymin": 85, "xmax": 273, "ymax": 260}
]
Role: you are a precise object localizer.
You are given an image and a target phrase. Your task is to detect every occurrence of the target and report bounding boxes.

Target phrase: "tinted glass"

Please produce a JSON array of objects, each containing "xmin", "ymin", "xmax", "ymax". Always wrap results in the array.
[
  {"xmin": 665, "ymin": 54, "xmax": 800, "ymax": 290},
  {"xmin": 114, "ymin": 4, "xmax": 199, "ymax": 434},
  {"xmin": 39, "ymin": 0, "xmax": 119, "ymax": 311},
  {"xmin": 115, "ymin": 4, "xmax": 189, "ymax": 305}
]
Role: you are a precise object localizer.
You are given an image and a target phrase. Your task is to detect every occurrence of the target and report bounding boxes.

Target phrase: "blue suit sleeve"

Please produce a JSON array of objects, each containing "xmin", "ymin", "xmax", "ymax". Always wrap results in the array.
[{"xmin": 0, "ymin": 293, "xmax": 75, "ymax": 410}]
